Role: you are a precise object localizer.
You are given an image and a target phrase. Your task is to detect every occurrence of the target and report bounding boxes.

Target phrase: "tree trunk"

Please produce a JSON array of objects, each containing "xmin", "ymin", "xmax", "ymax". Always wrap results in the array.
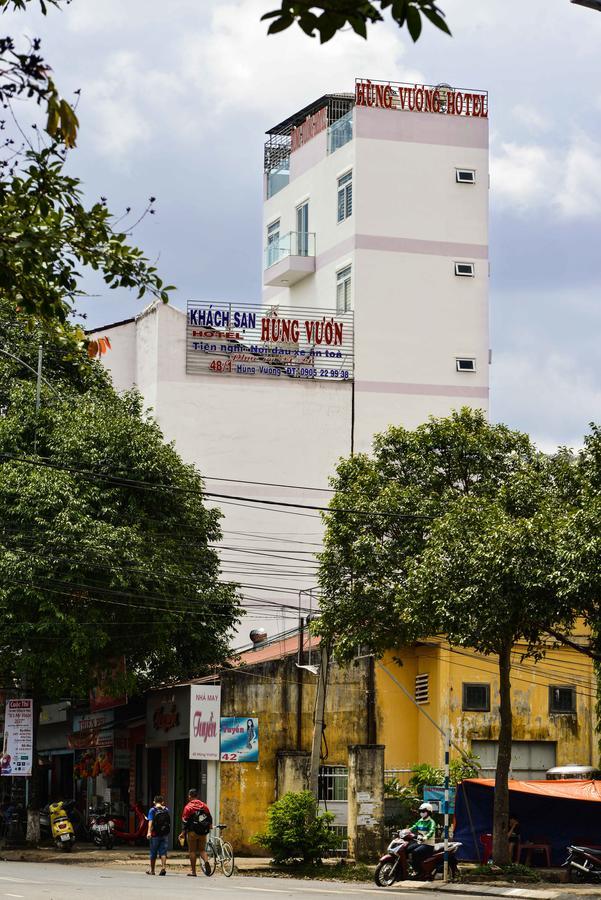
[
  {"xmin": 492, "ymin": 641, "xmax": 512, "ymax": 865},
  {"xmin": 26, "ymin": 693, "xmax": 41, "ymax": 846}
]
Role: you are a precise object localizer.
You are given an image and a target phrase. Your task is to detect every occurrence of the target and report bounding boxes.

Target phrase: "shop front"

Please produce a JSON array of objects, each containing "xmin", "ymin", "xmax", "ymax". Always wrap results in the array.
[{"xmin": 146, "ymin": 687, "xmax": 207, "ymax": 846}]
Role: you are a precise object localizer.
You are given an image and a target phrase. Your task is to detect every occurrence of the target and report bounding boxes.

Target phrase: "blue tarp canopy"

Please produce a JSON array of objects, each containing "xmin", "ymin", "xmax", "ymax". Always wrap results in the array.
[{"xmin": 454, "ymin": 778, "xmax": 601, "ymax": 864}]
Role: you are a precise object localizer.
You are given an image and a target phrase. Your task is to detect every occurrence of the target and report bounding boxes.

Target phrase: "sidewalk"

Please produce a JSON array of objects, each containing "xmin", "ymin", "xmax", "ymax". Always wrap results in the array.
[{"xmin": 0, "ymin": 844, "xmax": 272, "ymax": 871}]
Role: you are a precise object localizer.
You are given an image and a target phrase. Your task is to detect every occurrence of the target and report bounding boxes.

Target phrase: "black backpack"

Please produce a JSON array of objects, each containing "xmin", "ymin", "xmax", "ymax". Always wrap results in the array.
[
  {"xmin": 152, "ymin": 808, "xmax": 171, "ymax": 837},
  {"xmin": 189, "ymin": 808, "xmax": 212, "ymax": 835}
]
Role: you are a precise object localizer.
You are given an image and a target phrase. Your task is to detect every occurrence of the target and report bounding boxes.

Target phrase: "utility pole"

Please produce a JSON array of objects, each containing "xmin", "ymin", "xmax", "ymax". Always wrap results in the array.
[
  {"xmin": 33, "ymin": 345, "xmax": 42, "ymax": 455},
  {"xmin": 443, "ymin": 728, "xmax": 451, "ymax": 883},
  {"xmin": 308, "ymin": 644, "xmax": 328, "ymax": 798}
]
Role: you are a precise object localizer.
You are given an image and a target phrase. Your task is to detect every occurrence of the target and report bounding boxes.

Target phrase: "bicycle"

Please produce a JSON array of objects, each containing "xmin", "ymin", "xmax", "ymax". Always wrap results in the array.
[{"xmin": 205, "ymin": 823, "xmax": 235, "ymax": 877}]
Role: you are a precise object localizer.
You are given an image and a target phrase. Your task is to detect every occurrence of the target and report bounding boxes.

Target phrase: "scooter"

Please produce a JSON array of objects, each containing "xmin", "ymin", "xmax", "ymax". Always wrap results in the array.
[
  {"xmin": 564, "ymin": 844, "xmax": 601, "ymax": 882},
  {"xmin": 89, "ymin": 804, "xmax": 115, "ymax": 849},
  {"xmin": 112, "ymin": 800, "xmax": 148, "ymax": 845},
  {"xmin": 48, "ymin": 800, "xmax": 76, "ymax": 851},
  {"xmin": 374, "ymin": 829, "xmax": 461, "ymax": 886}
]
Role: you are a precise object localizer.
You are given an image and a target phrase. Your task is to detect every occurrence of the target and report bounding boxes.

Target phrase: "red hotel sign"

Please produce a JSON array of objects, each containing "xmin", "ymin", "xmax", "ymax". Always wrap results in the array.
[
  {"xmin": 290, "ymin": 106, "xmax": 327, "ymax": 152},
  {"xmin": 355, "ymin": 79, "xmax": 488, "ymax": 118}
]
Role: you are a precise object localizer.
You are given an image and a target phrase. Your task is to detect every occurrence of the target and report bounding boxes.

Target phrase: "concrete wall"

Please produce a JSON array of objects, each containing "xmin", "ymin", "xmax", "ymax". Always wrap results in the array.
[
  {"xmin": 218, "ymin": 653, "xmax": 370, "ymax": 855},
  {"xmin": 375, "ymin": 641, "xmax": 599, "ymax": 776}
]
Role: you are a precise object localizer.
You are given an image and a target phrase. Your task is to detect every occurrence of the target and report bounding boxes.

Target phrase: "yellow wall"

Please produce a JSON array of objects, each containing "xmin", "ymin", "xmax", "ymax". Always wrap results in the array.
[
  {"xmin": 219, "ymin": 654, "xmax": 370, "ymax": 854},
  {"xmin": 377, "ymin": 641, "xmax": 598, "ymax": 773}
]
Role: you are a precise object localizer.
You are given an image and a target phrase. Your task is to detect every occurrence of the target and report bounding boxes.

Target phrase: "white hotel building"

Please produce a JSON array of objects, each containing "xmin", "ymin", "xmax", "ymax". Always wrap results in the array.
[{"xmin": 91, "ymin": 78, "xmax": 490, "ymax": 636}]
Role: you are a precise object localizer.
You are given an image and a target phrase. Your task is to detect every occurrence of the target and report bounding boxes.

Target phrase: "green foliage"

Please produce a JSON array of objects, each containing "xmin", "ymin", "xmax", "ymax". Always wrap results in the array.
[
  {"xmin": 254, "ymin": 791, "xmax": 335, "ymax": 864},
  {"xmin": 262, "ymin": 1, "xmax": 450, "ymax": 43},
  {"xmin": 408, "ymin": 763, "xmax": 443, "ymax": 797},
  {"xmin": 450, "ymin": 752, "xmax": 481, "ymax": 784},
  {"xmin": 0, "ymin": 1, "xmax": 174, "ymax": 335},
  {"xmin": 0, "ymin": 313, "xmax": 241, "ymax": 698}
]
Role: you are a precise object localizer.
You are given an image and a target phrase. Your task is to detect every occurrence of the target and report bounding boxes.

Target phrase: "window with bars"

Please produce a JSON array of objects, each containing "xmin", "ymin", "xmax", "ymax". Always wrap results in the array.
[
  {"xmin": 318, "ymin": 765, "xmax": 348, "ymax": 801},
  {"xmin": 336, "ymin": 266, "xmax": 352, "ymax": 314},
  {"xmin": 337, "ymin": 171, "xmax": 352, "ymax": 223},
  {"xmin": 549, "ymin": 686, "xmax": 576, "ymax": 714},
  {"xmin": 415, "ymin": 673, "xmax": 430, "ymax": 705}
]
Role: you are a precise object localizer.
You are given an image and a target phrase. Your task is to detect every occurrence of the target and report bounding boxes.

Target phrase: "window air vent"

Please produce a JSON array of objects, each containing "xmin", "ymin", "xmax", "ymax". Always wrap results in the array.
[
  {"xmin": 456, "ymin": 169, "xmax": 476, "ymax": 184},
  {"xmin": 455, "ymin": 262, "xmax": 475, "ymax": 277},
  {"xmin": 415, "ymin": 673, "xmax": 430, "ymax": 705},
  {"xmin": 456, "ymin": 358, "xmax": 476, "ymax": 372}
]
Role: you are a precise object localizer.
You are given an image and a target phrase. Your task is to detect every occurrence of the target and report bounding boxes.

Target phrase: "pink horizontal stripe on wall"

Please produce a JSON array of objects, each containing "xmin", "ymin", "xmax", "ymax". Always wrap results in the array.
[
  {"xmin": 315, "ymin": 234, "xmax": 487, "ymax": 269},
  {"xmin": 355, "ymin": 106, "xmax": 488, "ymax": 149},
  {"xmin": 355, "ymin": 380, "xmax": 489, "ymax": 399},
  {"xmin": 356, "ymin": 233, "xmax": 488, "ymax": 259}
]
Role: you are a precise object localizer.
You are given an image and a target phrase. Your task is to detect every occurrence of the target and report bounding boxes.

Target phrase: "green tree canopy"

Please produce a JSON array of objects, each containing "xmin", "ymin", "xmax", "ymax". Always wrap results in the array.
[
  {"xmin": 0, "ymin": 305, "xmax": 241, "ymax": 699},
  {"xmin": 317, "ymin": 408, "xmax": 577, "ymax": 864}
]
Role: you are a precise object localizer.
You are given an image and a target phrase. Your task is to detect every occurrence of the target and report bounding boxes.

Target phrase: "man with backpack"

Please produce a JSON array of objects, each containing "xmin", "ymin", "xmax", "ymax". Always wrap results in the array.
[
  {"xmin": 146, "ymin": 794, "xmax": 171, "ymax": 876},
  {"xmin": 179, "ymin": 788, "xmax": 212, "ymax": 877}
]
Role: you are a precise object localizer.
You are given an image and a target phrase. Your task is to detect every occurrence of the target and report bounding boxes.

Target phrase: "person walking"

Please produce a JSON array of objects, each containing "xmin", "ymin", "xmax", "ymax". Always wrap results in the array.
[
  {"xmin": 179, "ymin": 788, "xmax": 212, "ymax": 877},
  {"xmin": 146, "ymin": 794, "xmax": 171, "ymax": 876}
]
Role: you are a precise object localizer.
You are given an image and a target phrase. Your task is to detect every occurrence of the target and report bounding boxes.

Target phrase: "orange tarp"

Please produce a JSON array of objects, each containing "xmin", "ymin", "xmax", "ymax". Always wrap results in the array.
[{"xmin": 465, "ymin": 778, "xmax": 601, "ymax": 802}]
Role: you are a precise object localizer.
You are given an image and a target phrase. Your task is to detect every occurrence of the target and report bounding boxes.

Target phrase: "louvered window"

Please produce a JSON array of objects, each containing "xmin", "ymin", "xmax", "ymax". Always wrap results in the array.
[
  {"xmin": 415, "ymin": 673, "xmax": 430, "ymax": 705},
  {"xmin": 336, "ymin": 266, "xmax": 352, "ymax": 313},
  {"xmin": 337, "ymin": 171, "xmax": 352, "ymax": 223}
]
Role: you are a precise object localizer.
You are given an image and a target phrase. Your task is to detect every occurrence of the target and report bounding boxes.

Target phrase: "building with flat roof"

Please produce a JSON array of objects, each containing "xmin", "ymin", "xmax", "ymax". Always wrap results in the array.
[{"xmin": 91, "ymin": 77, "xmax": 490, "ymax": 639}]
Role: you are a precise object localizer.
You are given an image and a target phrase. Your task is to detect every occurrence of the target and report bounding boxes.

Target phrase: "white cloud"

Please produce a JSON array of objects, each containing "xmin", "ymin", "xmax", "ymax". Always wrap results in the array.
[
  {"xmin": 491, "ymin": 350, "xmax": 601, "ymax": 451},
  {"xmin": 492, "ymin": 135, "xmax": 601, "ymax": 219},
  {"xmin": 512, "ymin": 104, "xmax": 549, "ymax": 133}
]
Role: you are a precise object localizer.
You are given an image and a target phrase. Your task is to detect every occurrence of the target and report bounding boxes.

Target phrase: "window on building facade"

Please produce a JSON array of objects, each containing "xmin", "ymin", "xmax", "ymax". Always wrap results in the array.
[
  {"xmin": 336, "ymin": 265, "xmax": 352, "ymax": 313},
  {"xmin": 415, "ymin": 673, "xmax": 430, "ymax": 705},
  {"xmin": 266, "ymin": 219, "xmax": 281, "ymax": 267},
  {"xmin": 462, "ymin": 683, "xmax": 490, "ymax": 712},
  {"xmin": 296, "ymin": 202, "xmax": 309, "ymax": 256},
  {"xmin": 456, "ymin": 358, "xmax": 476, "ymax": 372},
  {"xmin": 549, "ymin": 686, "xmax": 576, "ymax": 714},
  {"xmin": 337, "ymin": 171, "xmax": 352, "ymax": 223},
  {"xmin": 318, "ymin": 765, "xmax": 348, "ymax": 801},
  {"xmin": 455, "ymin": 262, "xmax": 475, "ymax": 277},
  {"xmin": 456, "ymin": 169, "xmax": 476, "ymax": 184}
]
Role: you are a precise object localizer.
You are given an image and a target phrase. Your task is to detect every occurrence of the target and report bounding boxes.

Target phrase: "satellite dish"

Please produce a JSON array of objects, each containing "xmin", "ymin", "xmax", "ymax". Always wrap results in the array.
[{"xmin": 249, "ymin": 628, "xmax": 267, "ymax": 646}]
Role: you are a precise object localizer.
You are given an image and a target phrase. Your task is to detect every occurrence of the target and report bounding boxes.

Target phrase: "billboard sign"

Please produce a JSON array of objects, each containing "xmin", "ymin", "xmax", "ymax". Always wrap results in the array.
[
  {"xmin": 355, "ymin": 78, "xmax": 488, "ymax": 118},
  {"xmin": 186, "ymin": 301, "xmax": 354, "ymax": 382},
  {"xmin": 220, "ymin": 717, "xmax": 259, "ymax": 763},
  {"xmin": 1, "ymin": 698, "xmax": 33, "ymax": 777},
  {"xmin": 189, "ymin": 685, "xmax": 221, "ymax": 761}
]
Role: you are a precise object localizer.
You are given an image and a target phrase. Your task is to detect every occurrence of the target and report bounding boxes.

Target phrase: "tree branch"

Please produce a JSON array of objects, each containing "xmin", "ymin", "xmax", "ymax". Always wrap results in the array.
[{"xmin": 547, "ymin": 627, "xmax": 601, "ymax": 662}]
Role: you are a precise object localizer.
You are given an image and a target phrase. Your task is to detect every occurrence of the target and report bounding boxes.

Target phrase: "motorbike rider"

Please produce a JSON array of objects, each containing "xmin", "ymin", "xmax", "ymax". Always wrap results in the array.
[{"xmin": 408, "ymin": 802, "xmax": 437, "ymax": 877}]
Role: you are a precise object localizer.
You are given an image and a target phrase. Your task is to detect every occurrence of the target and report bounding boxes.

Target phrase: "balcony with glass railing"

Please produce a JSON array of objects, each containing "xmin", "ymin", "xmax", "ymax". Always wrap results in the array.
[
  {"xmin": 327, "ymin": 109, "xmax": 353, "ymax": 154},
  {"xmin": 264, "ymin": 231, "xmax": 316, "ymax": 287}
]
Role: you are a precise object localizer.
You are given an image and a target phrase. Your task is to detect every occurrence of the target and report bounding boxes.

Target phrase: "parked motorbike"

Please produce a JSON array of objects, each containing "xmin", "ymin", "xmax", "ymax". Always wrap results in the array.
[
  {"xmin": 48, "ymin": 800, "xmax": 76, "ymax": 851},
  {"xmin": 89, "ymin": 805, "xmax": 115, "ymax": 850},
  {"xmin": 112, "ymin": 801, "xmax": 148, "ymax": 845},
  {"xmin": 41, "ymin": 800, "xmax": 87, "ymax": 843},
  {"xmin": 564, "ymin": 844, "xmax": 601, "ymax": 882},
  {"xmin": 374, "ymin": 829, "xmax": 461, "ymax": 886}
]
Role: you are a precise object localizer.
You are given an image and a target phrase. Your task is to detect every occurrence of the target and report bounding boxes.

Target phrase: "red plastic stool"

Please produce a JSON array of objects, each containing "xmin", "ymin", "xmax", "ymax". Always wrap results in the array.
[{"xmin": 480, "ymin": 833, "xmax": 493, "ymax": 864}]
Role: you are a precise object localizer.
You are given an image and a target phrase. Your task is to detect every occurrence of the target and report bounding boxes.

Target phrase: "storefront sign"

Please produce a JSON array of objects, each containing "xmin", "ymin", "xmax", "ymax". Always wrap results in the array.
[
  {"xmin": 146, "ymin": 687, "xmax": 190, "ymax": 744},
  {"xmin": 220, "ymin": 717, "xmax": 259, "ymax": 763},
  {"xmin": 186, "ymin": 302, "xmax": 354, "ymax": 382},
  {"xmin": 40, "ymin": 701, "xmax": 70, "ymax": 725},
  {"xmin": 69, "ymin": 711, "xmax": 114, "ymax": 749},
  {"xmin": 1, "ymin": 698, "xmax": 33, "ymax": 777},
  {"xmin": 113, "ymin": 729, "xmax": 130, "ymax": 769},
  {"xmin": 355, "ymin": 78, "xmax": 488, "ymax": 118},
  {"xmin": 290, "ymin": 106, "xmax": 327, "ymax": 152},
  {"xmin": 90, "ymin": 657, "xmax": 128, "ymax": 712},
  {"xmin": 189, "ymin": 686, "xmax": 221, "ymax": 762}
]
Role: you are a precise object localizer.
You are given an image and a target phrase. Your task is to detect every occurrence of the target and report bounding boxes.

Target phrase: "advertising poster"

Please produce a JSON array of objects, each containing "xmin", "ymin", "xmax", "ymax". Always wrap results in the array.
[
  {"xmin": 220, "ymin": 717, "xmax": 259, "ymax": 763},
  {"xmin": 1, "ymin": 698, "xmax": 33, "ymax": 777},
  {"xmin": 189, "ymin": 685, "xmax": 221, "ymax": 761}
]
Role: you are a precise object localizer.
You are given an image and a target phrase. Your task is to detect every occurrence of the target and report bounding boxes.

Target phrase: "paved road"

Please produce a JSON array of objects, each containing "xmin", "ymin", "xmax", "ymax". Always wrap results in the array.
[{"xmin": 0, "ymin": 862, "xmax": 449, "ymax": 900}]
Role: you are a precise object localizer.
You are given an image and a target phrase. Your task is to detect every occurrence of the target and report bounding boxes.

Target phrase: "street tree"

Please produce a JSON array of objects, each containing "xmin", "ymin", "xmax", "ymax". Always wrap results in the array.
[
  {"xmin": 0, "ymin": 307, "xmax": 241, "ymax": 840},
  {"xmin": 0, "ymin": 0, "xmax": 173, "ymax": 336},
  {"xmin": 262, "ymin": 0, "xmax": 450, "ymax": 43},
  {"xmin": 317, "ymin": 408, "xmax": 573, "ymax": 865}
]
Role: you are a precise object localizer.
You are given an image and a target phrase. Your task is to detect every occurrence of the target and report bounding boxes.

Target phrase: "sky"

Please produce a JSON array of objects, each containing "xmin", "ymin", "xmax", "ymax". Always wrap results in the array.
[{"xmin": 4, "ymin": 0, "xmax": 601, "ymax": 451}]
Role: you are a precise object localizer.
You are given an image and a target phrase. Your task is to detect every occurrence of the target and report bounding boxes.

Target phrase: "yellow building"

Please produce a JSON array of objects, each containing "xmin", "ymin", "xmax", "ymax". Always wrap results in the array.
[{"xmin": 219, "ymin": 631, "xmax": 598, "ymax": 853}]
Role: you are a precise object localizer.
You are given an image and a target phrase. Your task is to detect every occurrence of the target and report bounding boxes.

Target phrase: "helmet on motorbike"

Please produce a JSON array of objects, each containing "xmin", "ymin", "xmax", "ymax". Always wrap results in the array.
[{"xmin": 419, "ymin": 802, "xmax": 434, "ymax": 813}]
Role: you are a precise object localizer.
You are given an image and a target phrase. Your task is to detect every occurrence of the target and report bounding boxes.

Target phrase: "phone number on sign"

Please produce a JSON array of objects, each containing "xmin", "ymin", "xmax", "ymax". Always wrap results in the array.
[{"xmin": 298, "ymin": 368, "xmax": 350, "ymax": 379}]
